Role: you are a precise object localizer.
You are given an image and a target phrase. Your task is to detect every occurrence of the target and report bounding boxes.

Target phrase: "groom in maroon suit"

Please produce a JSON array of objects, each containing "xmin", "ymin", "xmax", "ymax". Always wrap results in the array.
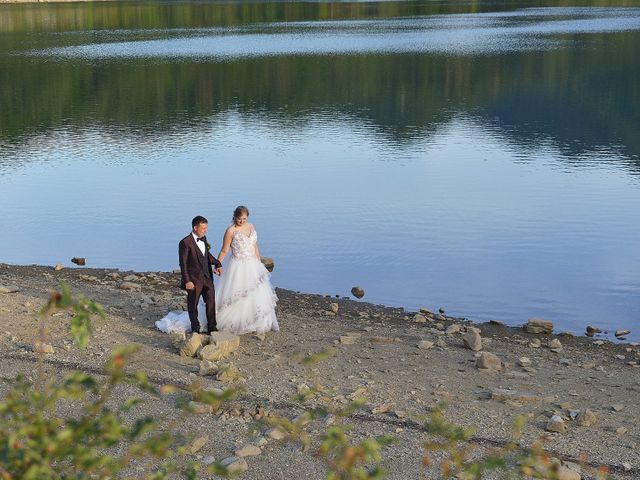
[{"xmin": 179, "ymin": 216, "xmax": 223, "ymax": 334}]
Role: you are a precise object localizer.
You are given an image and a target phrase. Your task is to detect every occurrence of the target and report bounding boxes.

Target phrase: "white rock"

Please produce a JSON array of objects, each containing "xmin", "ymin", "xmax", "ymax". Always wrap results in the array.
[
  {"xmin": 198, "ymin": 332, "xmax": 240, "ymax": 361},
  {"xmin": 413, "ymin": 314, "xmax": 427, "ymax": 324},
  {"xmin": 235, "ymin": 445, "xmax": 262, "ymax": 457},
  {"xmin": 417, "ymin": 340, "xmax": 434, "ymax": 350},
  {"xmin": 189, "ymin": 436, "xmax": 208, "ymax": 454},
  {"xmin": 548, "ymin": 338, "xmax": 562, "ymax": 349},
  {"xmin": 329, "ymin": 303, "xmax": 339, "ymax": 314},
  {"xmin": 445, "ymin": 324, "xmax": 461, "ymax": 335},
  {"xmin": 518, "ymin": 357, "xmax": 531, "ymax": 367},
  {"xmin": 476, "ymin": 352, "xmax": 502, "ymax": 371},
  {"xmin": 463, "ymin": 330, "xmax": 482, "ymax": 351},
  {"xmin": 524, "ymin": 318, "xmax": 554, "ymax": 334},
  {"xmin": 220, "ymin": 456, "xmax": 249, "ymax": 474}
]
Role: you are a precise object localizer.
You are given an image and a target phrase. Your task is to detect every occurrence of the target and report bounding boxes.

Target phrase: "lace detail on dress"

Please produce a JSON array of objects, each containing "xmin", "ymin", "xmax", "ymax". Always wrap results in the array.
[{"xmin": 231, "ymin": 229, "xmax": 258, "ymax": 259}]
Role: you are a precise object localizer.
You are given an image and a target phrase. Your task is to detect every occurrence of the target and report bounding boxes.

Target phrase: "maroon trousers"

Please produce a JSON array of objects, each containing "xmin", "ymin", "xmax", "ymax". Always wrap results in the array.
[{"xmin": 186, "ymin": 279, "xmax": 217, "ymax": 333}]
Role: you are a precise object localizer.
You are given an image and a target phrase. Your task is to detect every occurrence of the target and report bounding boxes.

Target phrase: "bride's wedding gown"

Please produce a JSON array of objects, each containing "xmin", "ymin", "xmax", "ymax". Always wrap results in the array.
[{"xmin": 155, "ymin": 229, "xmax": 279, "ymax": 335}]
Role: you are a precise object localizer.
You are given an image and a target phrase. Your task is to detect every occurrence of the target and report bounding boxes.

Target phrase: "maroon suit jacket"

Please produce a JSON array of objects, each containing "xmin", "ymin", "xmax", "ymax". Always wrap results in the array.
[{"xmin": 178, "ymin": 234, "xmax": 222, "ymax": 290}]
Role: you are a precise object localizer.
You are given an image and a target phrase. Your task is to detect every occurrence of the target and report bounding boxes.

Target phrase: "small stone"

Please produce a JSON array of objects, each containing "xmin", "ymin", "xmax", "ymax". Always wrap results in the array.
[
  {"xmin": 188, "ymin": 401, "xmax": 213, "ymax": 414},
  {"xmin": 548, "ymin": 338, "xmax": 562, "ymax": 349},
  {"xmin": 438, "ymin": 307, "xmax": 445, "ymax": 314},
  {"xmin": 417, "ymin": 340, "xmax": 434, "ymax": 350},
  {"xmin": 615, "ymin": 354, "xmax": 626, "ymax": 360},
  {"xmin": 34, "ymin": 341, "xmax": 54, "ymax": 354},
  {"xmin": 524, "ymin": 318, "xmax": 554, "ymax": 334},
  {"xmin": 490, "ymin": 389, "xmax": 542, "ymax": 403},
  {"xmin": 518, "ymin": 357, "xmax": 531, "ymax": 367},
  {"xmin": 216, "ymin": 363, "xmax": 241, "ymax": 383},
  {"xmin": 351, "ymin": 286, "xmax": 365, "ymax": 299},
  {"xmin": 235, "ymin": 445, "xmax": 262, "ymax": 457},
  {"xmin": 198, "ymin": 360, "xmax": 219, "ymax": 376},
  {"xmin": 615, "ymin": 329, "xmax": 631, "ymax": 337},
  {"xmin": 220, "ymin": 456, "xmax": 249, "ymax": 474},
  {"xmin": 118, "ymin": 282, "xmax": 140, "ymax": 290},
  {"xmin": 123, "ymin": 274, "xmax": 139, "ymax": 282},
  {"xmin": 54, "ymin": 263, "xmax": 65, "ymax": 271},
  {"xmin": 576, "ymin": 409, "xmax": 597, "ymax": 427},
  {"xmin": 180, "ymin": 333, "xmax": 204, "ymax": 358},
  {"xmin": 371, "ymin": 403, "xmax": 395, "ymax": 415},
  {"xmin": 198, "ymin": 332, "xmax": 240, "ymax": 361},
  {"xmin": 586, "ymin": 325, "xmax": 602, "ymax": 335},
  {"xmin": 556, "ymin": 464, "xmax": 581, "ymax": 480},
  {"xmin": 615, "ymin": 426, "xmax": 628, "ymax": 435},
  {"xmin": 445, "ymin": 324, "xmax": 461, "ymax": 335},
  {"xmin": 329, "ymin": 303, "xmax": 339, "ymax": 314},
  {"xmin": 546, "ymin": 415, "xmax": 567, "ymax": 433},
  {"xmin": 489, "ymin": 319, "xmax": 504, "ymax": 325},
  {"xmin": 593, "ymin": 340, "xmax": 605, "ymax": 346},
  {"xmin": 435, "ymin": 338, "xmax": 447, "ymax": 348},
  {"xmin": 622, "ymin": 462, "xmax": 632, "ymax": 472},
  {"xmin": 339, "ymin": 335, "xmax": 357, "ymax": 345},
  {"xmin": 370, "ymin": 336, "xmax": 393, "ymax": 343},
  {"xmin": 529, "ymin": 339, "xmax": 541, "ymax": 348},
  {"xmin": 260, "ymin": 256, "xmax": 274, "ymax": 272},
  {"xmin": 413, "ymin": 314, "xmax": 427, "ymax": 324},
  {"xmin": 611, "ymin": 404, "xmax": 624, "ymax": 412},
  {"xmin": 189, "ymin": 436, "xmax": 208, "ymax": 454},
  {"xmin": 0, "ymin": 285, "xmax": 19, "ymax": 294},
  {"xmin": 106, "ymin": 272, "xmax": 121, "ymax": 280},
  {"xmin": 266, "ymin": 427, "xmax": 287, "ymax": 440},
  {"xmin": 71, "ymin": 257, "xmax": 85, "ymax": 265},
  {"xmin": 463, "ymin": 330, "xmax": 482, "ymax": 351},
  {"xmin": 419, "ymin": 307, "xmax": 433, "ymax": 315},
  {"xmin": 476, "ymin": 352, "xmax": 502, "ymax": 372}
]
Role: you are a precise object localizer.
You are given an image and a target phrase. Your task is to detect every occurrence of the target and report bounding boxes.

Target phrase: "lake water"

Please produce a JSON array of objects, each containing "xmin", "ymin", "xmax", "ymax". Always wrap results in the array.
[{"xmin": 1, "ymin": 1, "xmax": 639, "ymax": 339}]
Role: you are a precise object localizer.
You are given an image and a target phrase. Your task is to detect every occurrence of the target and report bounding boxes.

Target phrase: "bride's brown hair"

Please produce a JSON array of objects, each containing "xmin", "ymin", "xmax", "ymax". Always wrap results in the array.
[{"xmin": 233, "ymin": 205, "xmax": 249, "ymax": 224}]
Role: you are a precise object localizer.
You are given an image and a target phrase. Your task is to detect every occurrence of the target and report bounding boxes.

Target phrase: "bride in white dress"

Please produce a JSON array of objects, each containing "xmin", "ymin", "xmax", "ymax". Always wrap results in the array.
[{"xmin": 155, "ymin": 206, "xmax": 278, "ymax": 335}]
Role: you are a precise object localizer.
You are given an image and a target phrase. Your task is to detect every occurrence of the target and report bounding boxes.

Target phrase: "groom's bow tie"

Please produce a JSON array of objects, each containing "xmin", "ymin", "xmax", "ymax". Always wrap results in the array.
[{"xmin": 197, "ymin": 237, "xmax": 205, "ymax": 242}]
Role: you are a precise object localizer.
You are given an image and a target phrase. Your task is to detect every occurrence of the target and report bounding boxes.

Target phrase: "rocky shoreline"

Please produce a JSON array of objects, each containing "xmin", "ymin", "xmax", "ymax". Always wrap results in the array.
[{"xmin": 1, "ymin": 262, "xmax": 639, "ymax": 479}]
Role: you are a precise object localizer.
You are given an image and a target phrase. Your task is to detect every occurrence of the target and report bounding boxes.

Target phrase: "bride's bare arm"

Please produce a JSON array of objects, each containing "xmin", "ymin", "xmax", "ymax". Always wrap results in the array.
[{"xmin": 217, "ymin": 227, "xmax": 234, "ymax": 263}]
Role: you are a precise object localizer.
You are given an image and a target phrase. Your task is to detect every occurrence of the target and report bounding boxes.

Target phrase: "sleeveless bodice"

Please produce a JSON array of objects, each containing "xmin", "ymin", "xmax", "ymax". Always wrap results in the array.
[{"xmin": 231, "ymin": 229, "xmax": 257, "ymax": 259}]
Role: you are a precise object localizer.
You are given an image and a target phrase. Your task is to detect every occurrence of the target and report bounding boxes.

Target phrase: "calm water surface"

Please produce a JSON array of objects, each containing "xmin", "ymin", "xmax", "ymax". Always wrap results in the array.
[{"xmin": 1, "ymin": 1, "xmax": 639, "ymax": 339}]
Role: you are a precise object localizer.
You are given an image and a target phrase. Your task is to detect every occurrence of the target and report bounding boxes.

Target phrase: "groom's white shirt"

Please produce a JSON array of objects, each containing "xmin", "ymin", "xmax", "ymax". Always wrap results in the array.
[{"xmin": 192, "ymin": 233, "xmax": 205, "ymax": 255}]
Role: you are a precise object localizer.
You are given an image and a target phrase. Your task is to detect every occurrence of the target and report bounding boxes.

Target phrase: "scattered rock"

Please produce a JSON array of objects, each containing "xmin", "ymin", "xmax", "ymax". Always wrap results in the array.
[
  {"xmin": 260, "ymin": 257, "xmax": 274, "ymax": 272},
  {"xmin": 524, "ymin": 318, "xmax": 554, "ymax": 334},
  {"xmin": 266, "ymin": 427, "xmax": 287, "ymax": 440},
  {"xmin": 435, "ymin": 338, "xmax": 447, "ymax": 349},
  {"xmin": 329, "ymin": 303, "xmax": 339, "ymax": 314},
  {"xmin": 188, "ymin": 401, "xmax": 213, "ymax": 414},
  {"xmin": 198, "ymin": 360, "xmax": 219, "ymax": 376},
  {"xmin": 548, "ymin": 338, "xmax": 562, "ymax": 350},
  {"xmin": 463, "ymin": 330, "xmax": 482, "ymax": 351},
  {"xmin": 180, "ymin": 333, "xmax": 204, "ymax": 358},
  {"xmin": 445, "ymin": 324, "xmax": 461, "ymax": 335},
  {"xmin": 490, "ymin": 389, "xmax": 543, "ymax": 404},
  {"xmin": 417, "ymin": 340, "xmax": 434, "ymax": 350},
  {"xmin": 235, "ymin": 445, "xmax": 262, "ymax": 457},
  {"xmin": 546, "ymin": 415, "xmax": 567, "ymax": 433},
  {"xmin": 198, "ymin": 332, "xmax": 240, "ymax": 361},
  {"xmin": 489, "ymin": 319, "xmax": 504, "ymax": 326},
  {"xmin": 371, "ymin": 402, "xmax": 395, "ymax": 415},
  {"xmin": 576, "ymin": 409, "xmax": 597, "ymax": 427},
  {"xmin": 351, "ymin": 286, "xmax": 365, "ymax": 299},
  {"xmin": 517, "ymin": 357, "xmax": 532, "ymax": 367},
  {"xmin": 622, "ymin": 462, "xmax": 632, "ymax": 472},
  {"xmin": 370, "ymin": 336, "xmax": 393, "ymax": 344},
  {"xmin": 611, "ymin": 404, "xmax": 624, "ymax": 412},
  {"xmin": 419, "ymin": 307, "xmax": 433, "ymax": 315},
  {"xmin": 54, "ymin": 263, "xmax": 65, "ymax": 271},
  {"xmin": 339, "ymin": 335, "xmax": 357, "ymax": 345},
  {"xmin": 529, "ymin": 338, "xmax": 541, "ymax": 348},
  {"xmin": 556, "ymin": 464, "xmax": 581, "ymax": 480},
  {"xmin": 438, "ymin": 307, "xmax": 445, "ymax": 314},
  {"xmin": 413, "ymin": 314, "xmax": 427, "ymax": 324},
  {"xmin": 476, "ymin": 352, "xmax": 502, "ymax": 372},
  {"xmin": 615, "ymin": 329, "xmax": 631, "ymax": 337},
  {"xmin": 615, "ymin": 426, "xmax": 628, "ymax": 436},
  {"xmin": 118, "ymin": 282, "xmax": 140, "ymax": 290},
  {"xmin": 216, "ymin": 363, "xmax": 241, "ymax": 383},
  {"xmin": 189, "ymin": 436, "xmax": 208, "ymax": 454},
  {"xmin": 220, "ymin": 456, "xmax": 249, "ymax": 474},
  {"xmin": 586, "ymin": 325, "xmax": 602, "ymax": 335},
  {"xmin": 34, "ymin": 341, "xmax": 54, "ymax": 354},
  {"xmin": 71, "ymin": 257, "xmax": 86, "ymax": 265},
  {"xmin": 592, "ymin": 340, "xmax": 605, "ymax": 346},
  {"xmin": 0, "ymin": 285, "xmax": 19, "ymax": 294}
]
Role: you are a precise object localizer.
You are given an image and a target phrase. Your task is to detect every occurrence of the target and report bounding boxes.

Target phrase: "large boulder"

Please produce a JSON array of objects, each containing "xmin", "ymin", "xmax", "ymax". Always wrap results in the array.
[
  {"xmin": 463, "ymin": 330, "xmax": 482, "ymax": 351},
  {"xmin": 351, "ymin": 286, "xmax": 365, "ymax": 299},
  {"xmin": 179, "ymin": 333, "xmax": 204, "ymax": 357},
  {"xmin": 476, "ymin": 352, "xmax": 502, "ymax": 372},
  {"xmin": 198, "ymin": 332, "xmax": 240, "ymax": 361}
]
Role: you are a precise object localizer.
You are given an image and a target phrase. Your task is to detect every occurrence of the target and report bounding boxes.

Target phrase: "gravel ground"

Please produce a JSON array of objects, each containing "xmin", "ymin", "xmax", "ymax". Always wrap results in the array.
[{"xmin": 1, "ymin": 262, "xmax": 639, "ymax": 479}]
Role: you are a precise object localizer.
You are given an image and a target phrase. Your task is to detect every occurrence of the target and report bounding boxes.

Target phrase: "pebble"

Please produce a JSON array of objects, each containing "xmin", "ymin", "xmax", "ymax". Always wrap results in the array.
[
  {"xmin": 220, "ymin": 456, "xmax": 249, "ymax": 474},
  {"xmin": 593, "ymin": 340, "xmax": 605, "ymax": 346},
  {"xmin": 413, "ymin": 314, "xmax": 427, "ymax": 324},
  {"xmin": 546, "ymin": 415, "xmax": 567, "ymax": 433},
  {"xmin": 71, "ymin": 257, "xmax": 85, "ymax": 265},
  {"xmin": 266, "ymin": 427, "xmax": 287, "ymax": 440},
  {"xmin": 548, "ymin": 338, "xmax": 562, "ymax": 350},
  {"xmin": 339, "ymin": 335, "xmax": 357, "ymax": 345},
  {"xmin": 529, "ymin": 339, "xmax": 541, "ymax": 348},
  {"xmin": 118, "ymin": 282, "xmax": 140, "ymax": 290},
  {"xmin": 615, "ymin": 329, "xmax": 631, "ymax": 337},
  {"xmin": 54, "ymin": 263, "xmax": 65, "ymax": 271},
  {"xmin": 329, "ymin": 303, "xmax": 339, "ymax": 314},
  {"xmin": 189, "ymin": 436, "xmax": 208, "ymax": 454},
  {"xmin": 445, "ymin": 324, "xmax": 461, "ymax": 335},
  {"xmin": 615, "ymin": 427, "xmax": 628, "ymax": 436},
  {"xmin": 576, "ymin": 409, "xmax": 597, "ymax": 427},
  {"xmin": 612, "ymin": 404, "xmax": 624, "ymax": 412},
  {"xmin": 517, "ymin": 357, "xmax": 531, "ymax": 367},
  {"xmin": 235, "ymin": 445, "xmax": 262, "ymax": 457},
  {"xmin": 417, "ymin": 340, "xmax": 434, "ymax": 350}
]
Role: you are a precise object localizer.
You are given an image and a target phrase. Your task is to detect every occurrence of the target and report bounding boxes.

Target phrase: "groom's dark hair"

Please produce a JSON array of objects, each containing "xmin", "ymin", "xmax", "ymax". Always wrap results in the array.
[{"xmin": 192, "ymin": 216, "xmax": 208, "ymax": 228}]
